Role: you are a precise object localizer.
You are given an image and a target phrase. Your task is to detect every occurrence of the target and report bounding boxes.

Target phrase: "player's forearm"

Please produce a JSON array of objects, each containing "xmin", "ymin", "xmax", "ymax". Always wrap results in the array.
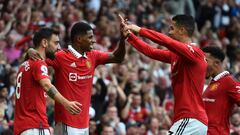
[
  {"xmin": 46, "ymin": 86, "xmax": 69, "ymax": 107},
  {"xmin": 116, "ymin": 86, "xmax": 127, "ymax": 105},
  {"xmin": 121, "ymin": 102, "xmax": 131, "ymax": 119},
  {"xmin": 112, "ymin": 36, "xmax": 126, "ymax": 63},
  {"xmin": 40, "ymin": 80, "xmax": 70, "ymax": 107}
]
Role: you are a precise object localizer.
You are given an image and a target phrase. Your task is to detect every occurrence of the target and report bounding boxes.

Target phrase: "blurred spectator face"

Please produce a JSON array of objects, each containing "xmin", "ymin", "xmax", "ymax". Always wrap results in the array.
[
  {"xmin": 127, "ymin": 124, "xmax": 145, "ymax": 135},
  {"xmin": 149, "ymin": 117, "xmax": 160, "ymax": 132},
  {"xmin": 132, "ymin": 94, "xmax": 141, "ymax": 108},
  {"xmin": 156, "ymin": 107, "xmax": 166, "ymax": 120},
  {"xmin": 118, "ymin": 64, "xmax": 128, "ymax": 76},
  {"xmin": 46, "ymin": 34, "xmax": 60, "ymax": 60},
  {"xmin": 139, "ymin": 124, "xmax": 147, "ymax": 135},
  {"xmin": 129, "ymin": 71, "xmax": 138, "ymax": 83},
  {"xmin": 16, "ymin": 22, "xmax": 28, "ymax": 35},
  {"xmin": 107, "ymin": 106, "xmax": 118, "ymax": 119},
  {"xmin": 138, "ymin": 69, "xmax": 149, "ymax": 82},
  {"xmin": 31, "ymin": 11, "xmax": 44, "ymax": 22},
  {"xmin": 9, "ymin": 71, "xmax": 17, "ymax": 86},
  {"xmin": 107, "ymin": 86, "xmax": 117, "ymax": 101},
  {"xmin": 89, "ymin": 120, "xmax": 97, "ymax": 134},
  {"xmin": 127, "ymin": 126, "xmax": 138, "ymax": 135},
  {"xmin": 142, "ymin": 81, "xmax": 153, "ymax": 94},
  {"xmin": 0, "ymin": 87, "xmax": 8, "ymax": 98},
  {"xmin": 0, "ymin": 98, "xmax": 7, "ymax": 121},
  {"xmin": 101, "ymin": 114, "xmax": 111, "ymax": 125},
  {"xmin": 17, "ymin": 8, "xmax": 28, "ymax": 20},
  {"xmin": 101, "ymin": 36, "xmax": 111, "ymax": 48},
  {"xmin": 101, "ymin": 125, "xmax": 115, "ymax": 135},
  {"xmin": 6, "ymin": 35, "xmax": 14, "ymax": 47},
  {"xmin": 231, "ymin": 113, "xmax": 240, "ymax": 126}
]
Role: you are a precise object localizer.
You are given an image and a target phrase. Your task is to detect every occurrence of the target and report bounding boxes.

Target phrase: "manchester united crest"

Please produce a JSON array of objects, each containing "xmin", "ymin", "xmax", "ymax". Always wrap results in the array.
[
  {"xmin": 86, "ymin": 61, "xmax": 92, "ymax": 68},
  {"xmin": 209, "ymin": 83, "xmax": 219, "ymax": 91}
]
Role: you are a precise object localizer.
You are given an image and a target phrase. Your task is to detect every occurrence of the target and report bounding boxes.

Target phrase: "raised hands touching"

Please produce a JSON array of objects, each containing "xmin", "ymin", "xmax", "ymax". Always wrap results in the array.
[{"xmin": 118, "ymin": 14, "xmax": 141, "ymax": 37}]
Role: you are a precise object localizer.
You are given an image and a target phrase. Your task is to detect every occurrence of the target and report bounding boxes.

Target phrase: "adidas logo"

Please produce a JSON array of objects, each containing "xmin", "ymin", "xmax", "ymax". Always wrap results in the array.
[{"xmin": 70, "ymin": 62, "xmax": 77, "ymax": 68}]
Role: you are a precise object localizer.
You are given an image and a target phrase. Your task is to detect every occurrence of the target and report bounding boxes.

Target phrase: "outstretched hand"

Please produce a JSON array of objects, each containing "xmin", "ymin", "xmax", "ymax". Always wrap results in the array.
[
  {"xmin": 118, "ymin": 14, "xmax": 141, "ymax": 36},
  {"xmin": 118, "ymin": 14, "xmax": 131, "ymax": 38}
]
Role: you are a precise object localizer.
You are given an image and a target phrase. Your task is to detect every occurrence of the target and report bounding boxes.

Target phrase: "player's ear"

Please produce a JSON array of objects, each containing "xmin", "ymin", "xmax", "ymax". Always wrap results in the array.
[
  {"xmin": 41, "ymin": 39, "xmax": 48, "ymax": 48},
  {"xmin": 180, "ymin": 27, "xmax": 187, "ymax": 35},
  {"xmin": 75, "ymin": 35, "xmax": 82, "ymax": 43},
  {"xmin": 214, "ymin": 59, "xmax": 221, "ymax": 67}
]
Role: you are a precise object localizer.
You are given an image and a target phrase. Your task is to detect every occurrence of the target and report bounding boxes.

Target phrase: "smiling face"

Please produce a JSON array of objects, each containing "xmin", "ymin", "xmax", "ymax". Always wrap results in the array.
[{"xmin": 77, "ymin": 30, "xmax": 96, "ymax": 52}]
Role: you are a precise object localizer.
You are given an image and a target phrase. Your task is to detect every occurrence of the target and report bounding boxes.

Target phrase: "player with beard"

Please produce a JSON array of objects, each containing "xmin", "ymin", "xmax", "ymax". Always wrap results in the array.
[
  {"xmin": 28, "ymin": 22, "xmax": 126, "ymax": 134},
  {"xmin": 14, "ymin": 28, "xmax": 82, "ymax": 135},
  {"xmin": 119, "ymin": 14, "xmax": 208, "ymax": 135},
  {"xmin": 202, "ymin": 46, "xmax": 240, "ymax": 135}
]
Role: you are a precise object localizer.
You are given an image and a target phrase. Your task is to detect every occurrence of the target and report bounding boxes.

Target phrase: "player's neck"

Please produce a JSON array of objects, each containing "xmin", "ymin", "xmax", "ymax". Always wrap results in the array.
[
  {"xmin": 212, "ymin": 69, "xmax": 224, "ymax": 78},
  {"xmin": 36, "ymin": 48, "xmax": 46, "ymax": 60},
  {"xmin": 179, "ymin": 37, "xmax": 192, "ymax": 44},
  {"xmin": 73, "ymin": 45, "xmax": 86, "ymax": 55}
]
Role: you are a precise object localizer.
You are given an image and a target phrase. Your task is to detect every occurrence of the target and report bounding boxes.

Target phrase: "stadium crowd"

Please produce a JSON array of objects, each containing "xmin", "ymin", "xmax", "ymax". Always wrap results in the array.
[{"xmin": 0, "ymin": 0, "xmax": 240, "ymax": 134}]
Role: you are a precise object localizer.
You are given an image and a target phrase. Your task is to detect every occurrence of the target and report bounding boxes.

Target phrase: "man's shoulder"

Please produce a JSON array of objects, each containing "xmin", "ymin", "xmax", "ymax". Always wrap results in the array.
[
  {"xmin": 222, "ymin": 75, "xmax": 239, "ymax": 85},
  {"xmin": 28, "ymin": 60, "xmax": 48, "ymax": 71},
  {"xmin": 55, "ymin": 49, "xmax": 69, "ymax": 56}
]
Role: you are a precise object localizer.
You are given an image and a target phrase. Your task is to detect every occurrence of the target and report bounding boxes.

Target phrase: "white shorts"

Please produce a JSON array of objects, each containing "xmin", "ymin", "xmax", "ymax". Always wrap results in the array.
[
  {"xmin": 168, "ymin": 118, "xmax": 207, "ymax": 135},
  {"xmin": 21, "ymin": 128, "xmax": 50, "ymax": 135},
  {"xmin": 54, "ymin": 122, "xmax": 89, "ymax": 135}
]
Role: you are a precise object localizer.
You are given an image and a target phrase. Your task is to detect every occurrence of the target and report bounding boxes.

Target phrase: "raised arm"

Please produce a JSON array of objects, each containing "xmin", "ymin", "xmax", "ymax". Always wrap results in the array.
[
  {"xmin": 139, "ymin": 28, "xmax": 200, "ymax": 62},
  {"xmin": 105, "ymin": 36, "xmax": 126, "ymax": 63},
  {"xmin": 118, "ymin": 14, "xmax": 171, "ymax": 63},
  {"xmin": 127, "ymin": 33, "xmax": 172, "ymax": 63},
  {"xmin": 121, "ymin": 19, "xmax": 202, "ymax": 62}
]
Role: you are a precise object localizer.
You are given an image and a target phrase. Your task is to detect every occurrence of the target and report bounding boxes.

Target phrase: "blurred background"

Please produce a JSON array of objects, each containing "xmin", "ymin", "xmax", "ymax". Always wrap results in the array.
[{"xmin": 0, "ymin": 0, "xmax": 240, "ymax": 135}]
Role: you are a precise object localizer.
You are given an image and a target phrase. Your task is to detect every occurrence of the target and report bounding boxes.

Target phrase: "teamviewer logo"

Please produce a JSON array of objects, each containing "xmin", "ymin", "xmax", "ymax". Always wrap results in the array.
[{"xmin": 69, "ymin": 73, "xmax": 77, "ymax": 81}]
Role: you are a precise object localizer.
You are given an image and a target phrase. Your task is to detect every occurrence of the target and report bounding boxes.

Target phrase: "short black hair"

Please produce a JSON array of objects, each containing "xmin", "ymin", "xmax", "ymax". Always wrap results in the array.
[
  {"xmin": 33, "ymin": 27, "xmax": 59, "ymax": 48},
  {"xmin": 172, "ymin": 15, "xmax": 195, "ymax": 37},
  {"xmin": 202, "ymin": 46, "xmax": 225, "ymax": 62},
  {"xmin": 70, "ymin": 22, "xmax": 93, "ymax": 42}
]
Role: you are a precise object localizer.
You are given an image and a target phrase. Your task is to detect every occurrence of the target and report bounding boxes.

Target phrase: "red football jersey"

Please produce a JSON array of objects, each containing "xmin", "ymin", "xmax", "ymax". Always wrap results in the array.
[
  {"xmin": 14, "ymin": 60, "xmax": 49, "ymax": 135},
  {"xmin": 127, "ymin": 28, "xmax": 208, "ymax": 125},
  {"xmin": 203, "ymin": 71, "xmax": 240, "ymax": 135},
  {"xmin": 46, "ymin": 47, "xmax": 109, "ymax": 128},
  {"xmin": 127, "ymin": 107, "xmax": 148, "ymax": 123}
]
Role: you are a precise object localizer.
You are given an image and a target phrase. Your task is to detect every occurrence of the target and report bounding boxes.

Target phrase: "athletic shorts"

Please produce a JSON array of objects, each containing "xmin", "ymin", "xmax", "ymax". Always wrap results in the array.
[
  {"xmin": 54, "ymin": 122, "xmax": 89, "ymax": 135},
  {"xmin": 168, "ymin": 118, "xmax": 207, "ymax": 135},
  {"xmin": 20, "ymin": 128, "xmax": 50, "ymax": 135}
]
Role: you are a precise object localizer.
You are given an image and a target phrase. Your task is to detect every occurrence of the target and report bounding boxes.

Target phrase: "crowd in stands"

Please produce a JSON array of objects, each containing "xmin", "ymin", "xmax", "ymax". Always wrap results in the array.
[{"xmin": 0, "ymin": 0, "xmax": 240, "ymax": 134}]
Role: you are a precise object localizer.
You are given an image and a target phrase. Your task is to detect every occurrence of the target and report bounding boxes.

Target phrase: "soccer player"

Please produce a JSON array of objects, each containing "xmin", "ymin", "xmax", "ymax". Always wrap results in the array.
[
  {"xmin": 202, "ymin": 46, "xmax": 240, "ymax": 135},
  {"xmin": 29, "ymin": 22, "xmax": 126, "ymax": 134},
  {"xmin": 14, "ymin": 28, "xmax": 82, "ymax": 135},
  {"xmin": 119, "ymin": 14, "xmax": 208, "ymax": 135}
]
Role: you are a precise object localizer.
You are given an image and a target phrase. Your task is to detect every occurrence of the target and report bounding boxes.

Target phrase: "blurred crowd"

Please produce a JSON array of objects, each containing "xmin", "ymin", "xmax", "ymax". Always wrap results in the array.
[{"xmin": 0, "ymin": 0, "xmax": 240, "ymax": 135}]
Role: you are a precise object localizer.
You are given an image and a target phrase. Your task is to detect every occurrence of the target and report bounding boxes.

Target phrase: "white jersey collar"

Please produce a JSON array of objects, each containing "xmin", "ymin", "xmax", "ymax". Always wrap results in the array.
[
  {"xmin": 213, "ymin": 71, "xmax": 230, "ymax": 81},
  {"xmin": 68, "ymin": 45, "xmax": 87, "ymax": 59}
]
